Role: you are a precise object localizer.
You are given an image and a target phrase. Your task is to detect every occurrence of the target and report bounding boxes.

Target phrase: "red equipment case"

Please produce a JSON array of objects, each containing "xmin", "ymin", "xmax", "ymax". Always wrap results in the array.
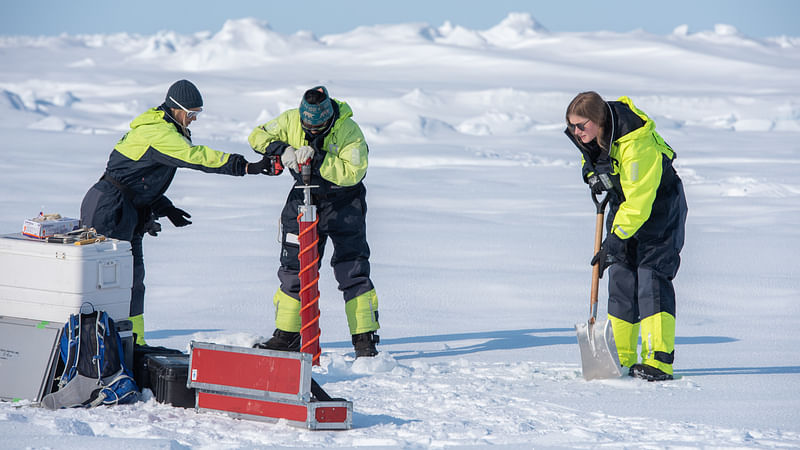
[
  {"xmin": 196, "ymin": 391, "xmax": 352, "ymax": 430},
  {"xmin": 188, "ymin": 341, "xmax": 352, "ymax": 430}
]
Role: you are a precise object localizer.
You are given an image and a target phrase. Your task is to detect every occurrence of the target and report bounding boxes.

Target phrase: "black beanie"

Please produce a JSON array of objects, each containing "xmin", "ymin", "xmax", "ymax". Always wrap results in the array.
[{"xmin": 165, "ymin": 80, "xmax": 203, "ymax": 109}]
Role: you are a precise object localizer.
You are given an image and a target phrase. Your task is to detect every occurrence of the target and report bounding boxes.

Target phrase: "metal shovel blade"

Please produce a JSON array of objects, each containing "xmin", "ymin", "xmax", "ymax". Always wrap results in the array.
[{"xmin": 575, "ymin": 319, "xmax": 623, "ymax": 380}]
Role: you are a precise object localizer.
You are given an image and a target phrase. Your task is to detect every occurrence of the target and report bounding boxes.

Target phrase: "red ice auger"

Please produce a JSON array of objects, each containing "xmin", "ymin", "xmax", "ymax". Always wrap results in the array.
[{"xmin": 297, "ymin": 163, "xmax": 321, "ymax": 365}]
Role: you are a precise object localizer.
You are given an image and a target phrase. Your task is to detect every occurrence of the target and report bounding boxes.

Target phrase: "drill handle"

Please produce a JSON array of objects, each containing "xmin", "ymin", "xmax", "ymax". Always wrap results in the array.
[
  {"xmin": 301, "ymin": 162, "xmax": 312, "ymax": 185},
  {"xmin": 266, "ymin": 155, "xmax": 284, "ymax": 176}
]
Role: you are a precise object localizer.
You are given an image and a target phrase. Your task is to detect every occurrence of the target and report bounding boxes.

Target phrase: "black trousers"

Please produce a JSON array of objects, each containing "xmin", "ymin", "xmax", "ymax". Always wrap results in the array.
[
  {"xmin": 80, "ymin": 182, "xmax": 146, "ymax": 317},
  {"xmin": 276, "ymin": 184, "xmax": 374, "ymax": 303},
  {"xmin": 607, "ymin": 175, "xmax": 687, "ymax": 322},
  {"xmin": 606, "ymin": 168, "xmax": 687, "ymax": 368}
]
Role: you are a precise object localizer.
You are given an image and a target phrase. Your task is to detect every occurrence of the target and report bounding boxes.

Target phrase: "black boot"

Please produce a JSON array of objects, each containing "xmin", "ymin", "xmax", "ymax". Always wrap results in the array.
[
  {"xmin": 352, "ymin": 331, "xmax": 379, "ymax": 358},
  {"xmin": 254, "ymin": 329, "xmax": 301, "ymax": 352},
  {"xmin": 629, "ymin": 363, "xmax": 673, "ymax": 381}
]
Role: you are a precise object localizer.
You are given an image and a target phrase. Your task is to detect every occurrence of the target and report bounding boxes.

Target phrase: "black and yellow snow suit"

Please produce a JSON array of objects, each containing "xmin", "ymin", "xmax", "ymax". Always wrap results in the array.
[
  {"xmin": 248, "ymin": 99, "xmax": 380, "ymax": 336},
  {"xmin": 81, "ymin": 105, "xmax": 248, "ymax": 318},
  {"xmin": 566, "ymin": 97, "xmax": 688, "ymax": 375}
]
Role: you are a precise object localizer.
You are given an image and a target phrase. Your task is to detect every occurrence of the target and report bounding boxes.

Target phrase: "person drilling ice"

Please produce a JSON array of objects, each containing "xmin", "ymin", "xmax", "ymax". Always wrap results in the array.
[
  {"xmin": 248, "ymin": 86, "xmax": 380, "ymax": 358},
  {"xmin": 80, "ymin": 79, "xmax": 276, "ymax": 346}
]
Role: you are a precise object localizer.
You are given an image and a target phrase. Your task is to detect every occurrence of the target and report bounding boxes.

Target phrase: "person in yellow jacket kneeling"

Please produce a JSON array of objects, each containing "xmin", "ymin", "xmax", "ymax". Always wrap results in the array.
[
  {"xmin": 565, "ymin": 91, "xmax": 688, "ymax": 381},
  {"xmin": 249, "ymin": 86, "xmax": 380, "ymax": 358}
]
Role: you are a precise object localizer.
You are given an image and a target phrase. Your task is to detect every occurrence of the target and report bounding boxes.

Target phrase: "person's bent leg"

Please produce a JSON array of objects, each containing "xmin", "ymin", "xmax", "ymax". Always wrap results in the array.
[
  {"xmin": 327, "ymin": 191, "xmax": 380, "ymax": 356},
  {"xmin": 128, "ymin": 233, "xmax": 146, "ymax": 345}
]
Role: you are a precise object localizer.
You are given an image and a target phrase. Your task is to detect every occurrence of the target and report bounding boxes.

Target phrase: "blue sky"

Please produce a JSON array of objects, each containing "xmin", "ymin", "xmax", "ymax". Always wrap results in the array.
[{"xmin": 2, "ymin": 0, "xmax": 797, "ymax": 38}]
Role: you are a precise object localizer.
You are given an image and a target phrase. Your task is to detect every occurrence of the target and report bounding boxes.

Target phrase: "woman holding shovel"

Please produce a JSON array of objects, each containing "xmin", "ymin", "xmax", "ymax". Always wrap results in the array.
[{"xmin": 564, "ymin": 92, "xmax": 688, "ymax": 381}]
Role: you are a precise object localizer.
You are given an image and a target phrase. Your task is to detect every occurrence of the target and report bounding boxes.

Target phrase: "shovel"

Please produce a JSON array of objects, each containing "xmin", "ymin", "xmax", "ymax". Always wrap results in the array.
[{"xmin": 575, "ymin": 192, "xmax": 622, "ymax": 380}]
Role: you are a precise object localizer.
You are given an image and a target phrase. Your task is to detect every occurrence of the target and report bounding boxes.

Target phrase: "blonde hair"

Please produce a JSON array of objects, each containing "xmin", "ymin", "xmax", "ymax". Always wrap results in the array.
[{"xmin": 566, "ymin": 91, "xmax": 610, "ymax": 150}]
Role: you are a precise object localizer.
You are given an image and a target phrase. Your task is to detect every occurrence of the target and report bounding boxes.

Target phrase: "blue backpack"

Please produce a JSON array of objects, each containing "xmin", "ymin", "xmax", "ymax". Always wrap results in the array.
[{"xmin": 42, "ymin": 310, "xmax": 139, "ymax": 409}]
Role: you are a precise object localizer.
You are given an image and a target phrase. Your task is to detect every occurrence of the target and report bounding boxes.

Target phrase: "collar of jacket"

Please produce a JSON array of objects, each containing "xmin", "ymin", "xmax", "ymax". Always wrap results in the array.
[
  {"xmin": 606, "ymin": 100, "xmax": 646, "ymax": 144},
  {"xmin": 564, "ymin": 126, "xmax": 607, "ymax": 165},
  {"xmin": 157, "ymin": 103, "xmax": 192, "ymax": 141}
]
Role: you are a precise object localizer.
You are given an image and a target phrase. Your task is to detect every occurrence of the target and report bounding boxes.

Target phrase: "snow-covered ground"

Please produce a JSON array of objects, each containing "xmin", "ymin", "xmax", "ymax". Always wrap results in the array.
[{"xmin": 1, "ymin": 13, "xmax": 799, "ymax": 448}]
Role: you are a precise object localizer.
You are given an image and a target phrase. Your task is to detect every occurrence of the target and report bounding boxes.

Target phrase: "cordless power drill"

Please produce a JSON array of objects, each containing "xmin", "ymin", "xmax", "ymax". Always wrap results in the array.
[{"xmin": 267, "ymin": 155, "xmax": 283, "ymax": 176}]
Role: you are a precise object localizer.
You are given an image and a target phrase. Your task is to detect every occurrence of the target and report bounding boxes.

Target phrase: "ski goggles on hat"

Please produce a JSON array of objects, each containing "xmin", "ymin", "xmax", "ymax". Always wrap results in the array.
[
  {"xmin": 301, "ymin": 118, "xmax": 332, "ymax": 134},
  {"xmin": 169, "ymin": 96, "xmax": 203, "ymax": 119}
]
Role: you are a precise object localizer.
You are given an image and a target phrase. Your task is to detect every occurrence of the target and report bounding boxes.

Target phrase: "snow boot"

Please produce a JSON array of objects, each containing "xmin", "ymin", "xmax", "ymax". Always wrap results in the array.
[
  {"xmin": 253, "ymin": 329, "xmax": 301, "ymax": 352},
  {"xmin": 352, "ymin": 331, "xmax": 379, "ymax": 358},
  {"xmin": 629, "ymin": 363, "xmax": 673, "ymax": 381}
]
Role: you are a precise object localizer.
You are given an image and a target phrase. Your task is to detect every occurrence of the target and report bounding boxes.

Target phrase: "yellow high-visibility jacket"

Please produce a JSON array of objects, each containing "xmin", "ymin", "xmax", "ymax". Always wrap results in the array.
[
  {"xmin": 567, "ymin": 96, "xmax": 676, "ymax": 240},
  {"xmin": 248, "ymin": 99, "xmax": 368, "ymax": 187}
]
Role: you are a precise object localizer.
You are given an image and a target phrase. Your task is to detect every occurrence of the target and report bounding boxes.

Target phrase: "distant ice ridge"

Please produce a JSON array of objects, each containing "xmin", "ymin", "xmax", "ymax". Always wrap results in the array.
[
  {"xmin": 135, "ymin": 18, "xmax": 320, "ymax": 70},
  {"xmin": 0, "ymin": 13, "xmax": 787, "ymax": 53},
  {"xmin": 1, "ymin": 13, "xmax": 798, "ymax": 136},
  {"xmin": 128, "ymin": 13, "xmax": 550, "ymax": 69}
]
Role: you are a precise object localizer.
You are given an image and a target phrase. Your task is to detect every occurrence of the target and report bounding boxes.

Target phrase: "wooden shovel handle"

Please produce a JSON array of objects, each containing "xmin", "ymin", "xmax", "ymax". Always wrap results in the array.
[
  {"xmin": 589, "ymin": 193, "xmax": 609, "ymax": 322},
  {"xmin": 590, "ymin": 211, "xmax": 604, "ymax": 304}
]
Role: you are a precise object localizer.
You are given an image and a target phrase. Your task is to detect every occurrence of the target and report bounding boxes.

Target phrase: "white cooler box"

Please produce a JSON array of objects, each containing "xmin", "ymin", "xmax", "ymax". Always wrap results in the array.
[{"xmin": 0, "ymin": 233, "xmax": 133, "ymax": 322}]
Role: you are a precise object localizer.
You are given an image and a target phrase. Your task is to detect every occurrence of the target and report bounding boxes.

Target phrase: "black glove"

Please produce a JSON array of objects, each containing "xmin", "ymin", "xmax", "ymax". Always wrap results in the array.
[
  {"xmin": 590, "ymin": 233, "xmax": 626, "ymax": 278},
  {"xmin": 164, "ymin": 206, "xmax": 192, "ymax": 227},
  {"xmin": 144, "ymin": 218, "xmax": 162, "ymax": 237},
  {"xmin": 246, "ymin": 154, "xmax": 271, "ymax": 175},
  {"xmin": 587, "ymin": 173, "xmax": 614, "ymax": 195}
]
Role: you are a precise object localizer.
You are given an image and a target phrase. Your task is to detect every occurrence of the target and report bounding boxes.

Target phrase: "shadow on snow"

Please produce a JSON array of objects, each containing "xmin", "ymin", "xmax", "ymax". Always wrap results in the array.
[
  {"xmin": 323, "ymin": 329, "xmax": 741, "ymax": 361},
  {"xmin": 678, "ymin": 366, "xmax": 800, "ymax": 376},
  {"xmin": 147, "ymin": 328, "xmax": 223, "ymax": 339},
  {"xmin": 352, "ymin": 412, "xmax": 421, "ymax": 428}
]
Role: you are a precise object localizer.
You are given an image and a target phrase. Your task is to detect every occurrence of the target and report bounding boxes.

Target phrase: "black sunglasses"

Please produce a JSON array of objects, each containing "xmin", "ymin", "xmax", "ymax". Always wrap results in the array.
[{"xmin": 568, "ymin": 118, "xmax": 590, "ymax": 132}]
